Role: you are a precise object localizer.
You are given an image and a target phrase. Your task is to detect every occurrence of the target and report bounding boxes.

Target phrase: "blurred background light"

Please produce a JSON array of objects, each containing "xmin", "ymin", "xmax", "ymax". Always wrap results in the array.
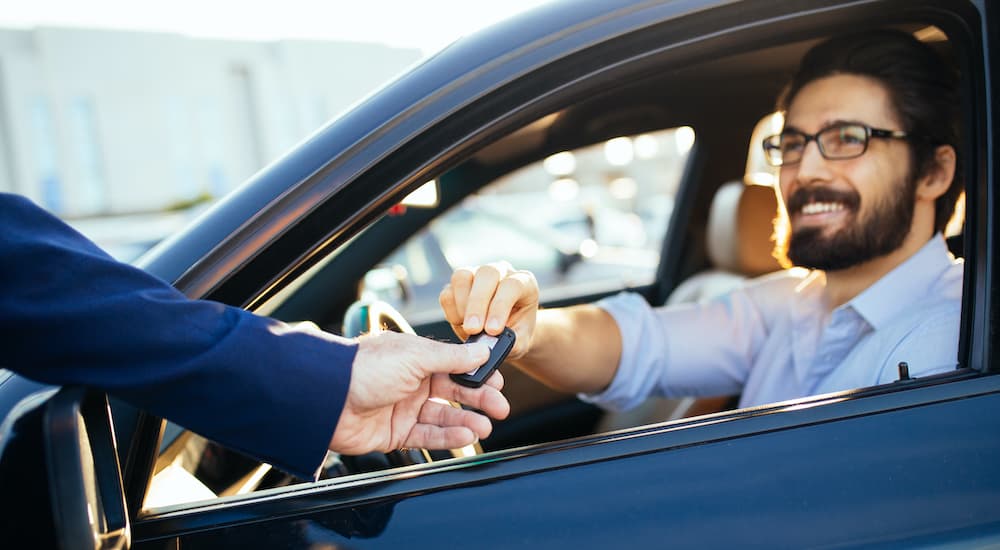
[
  {"xmin": 675, "ymin": 126, "xmax": 695, "ymax": 155},
  {"xmin": 604, "ymin": 137, "xmax": 634, "ymax": 166},
  {"xmin": 548, "ymin": 177, "xmax": 579, "ymax": 201},
  {"xmin": 578, "ymin": 238, "xmax": 598, "ymax": 258},
  {"xmin": 608, "ymin": 176, "xmax": 638, "ymax": 200},
  {"xmin": 633, "ymin": 134, "xmax": 659, "ymax": 159},
  {"xmin": 543, "ymin": 151, "xmax": 576, "ymax": 176}
]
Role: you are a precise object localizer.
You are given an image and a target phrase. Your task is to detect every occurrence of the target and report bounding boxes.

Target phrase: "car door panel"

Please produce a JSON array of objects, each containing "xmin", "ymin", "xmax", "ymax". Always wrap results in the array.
[{"xmin": 132, "ymin": 374, "xmax": 1000, "ymax": 548}]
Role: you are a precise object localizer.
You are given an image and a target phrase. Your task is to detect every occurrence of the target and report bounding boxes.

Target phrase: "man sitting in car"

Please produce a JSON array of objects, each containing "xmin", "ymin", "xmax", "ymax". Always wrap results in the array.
[{"xmin": 438, "ymin": 29, "xmax": 964, "ymax": 410}]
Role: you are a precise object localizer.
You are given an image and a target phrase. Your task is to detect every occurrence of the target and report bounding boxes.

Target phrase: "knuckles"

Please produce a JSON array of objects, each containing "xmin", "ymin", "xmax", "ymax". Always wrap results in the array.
[{"xmin": 474, "ymin": 264, "xmax": 503, "ymax": 281}]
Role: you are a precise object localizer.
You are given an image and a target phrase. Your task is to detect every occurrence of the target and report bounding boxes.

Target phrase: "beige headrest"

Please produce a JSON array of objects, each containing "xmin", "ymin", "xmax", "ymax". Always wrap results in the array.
[{"xmin": 705, "ymin": 181, "xmax": 782, "ymax": 276}]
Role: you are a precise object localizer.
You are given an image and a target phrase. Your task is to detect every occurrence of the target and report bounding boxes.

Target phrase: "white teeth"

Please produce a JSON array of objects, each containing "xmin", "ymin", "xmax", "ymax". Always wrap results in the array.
[{"xmin": 801, "ymin": 202, "xmax": 845, "ymax": 215}]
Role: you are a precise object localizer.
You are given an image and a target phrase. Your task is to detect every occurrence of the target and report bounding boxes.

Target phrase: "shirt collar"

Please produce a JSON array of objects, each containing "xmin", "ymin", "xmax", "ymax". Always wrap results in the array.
[{"xmin": 846, "ymin": 234, "xmax": 957, "ymax": 329}]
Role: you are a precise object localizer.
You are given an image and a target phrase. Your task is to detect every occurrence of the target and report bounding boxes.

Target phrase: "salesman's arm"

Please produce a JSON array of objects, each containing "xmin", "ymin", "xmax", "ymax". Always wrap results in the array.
[{"xmin": 0, "ymin": 193, "xmax": 507, "ymax": 479}]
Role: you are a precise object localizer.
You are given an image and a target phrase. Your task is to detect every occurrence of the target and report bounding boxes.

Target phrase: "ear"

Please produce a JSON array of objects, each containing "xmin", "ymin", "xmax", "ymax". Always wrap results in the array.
[{"xmin": 915, "ymin": 145, "xmax": 957, "ymax": 201}]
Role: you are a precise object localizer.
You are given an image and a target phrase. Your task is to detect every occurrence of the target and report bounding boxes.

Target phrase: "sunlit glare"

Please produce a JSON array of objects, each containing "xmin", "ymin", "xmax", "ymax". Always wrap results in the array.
[
  {"xmin": 745, "ymin": 112, "xmax": 784, "ymax": 187},
  {"xmin": 633, "ymin": 134, "xmax": 660, "ymax": 159},
  {"xmin": 945, "ymin": 192, "xmax": 965, "ymax": 237},
  {"xmin": 674, "ymin": 126, "xmax": 695, "ymax": 155},
  {"xmin": 401, "ymin": 180, "xmax": 439, "ymax": 207},
  {"xmin": 604, "ymin": 137, "xmax": 634, "ymax": 166},
  {"xmin": 579, "ymin": 238, "xmax": 599, "ymax": 258},
  {"xmin": 454, "ymin": 444, "xmax": 479, "ymax": 458},
  {"xmin": 543, "ymin": 151, "xmax": 577, "ymax": 176}
]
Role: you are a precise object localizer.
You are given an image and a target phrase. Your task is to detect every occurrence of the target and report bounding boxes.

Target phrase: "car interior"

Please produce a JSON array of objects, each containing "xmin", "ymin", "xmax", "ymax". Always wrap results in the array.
[{"xmin": 138, "ymin": 20, "xmax": 970, "ymax": 512}]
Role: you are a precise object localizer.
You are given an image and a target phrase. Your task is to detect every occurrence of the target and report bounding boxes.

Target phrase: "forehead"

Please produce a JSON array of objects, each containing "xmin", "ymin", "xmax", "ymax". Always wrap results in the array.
[{"xmin": 784, "ymin": 73, "xmax": 901, "ymax": 131}]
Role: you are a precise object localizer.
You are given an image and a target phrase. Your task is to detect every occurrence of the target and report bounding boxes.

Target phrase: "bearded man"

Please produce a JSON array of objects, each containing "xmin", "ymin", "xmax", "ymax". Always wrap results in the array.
[{"xmin": 437, "ymin": 29, "xmax": 964, "ymax": 409}]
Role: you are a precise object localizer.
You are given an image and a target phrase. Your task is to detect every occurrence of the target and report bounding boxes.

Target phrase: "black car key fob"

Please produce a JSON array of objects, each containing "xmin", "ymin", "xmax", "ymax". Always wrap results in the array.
[{"xmin": 450, "ymin": 327, "xmax": 516, "ymax": 388}]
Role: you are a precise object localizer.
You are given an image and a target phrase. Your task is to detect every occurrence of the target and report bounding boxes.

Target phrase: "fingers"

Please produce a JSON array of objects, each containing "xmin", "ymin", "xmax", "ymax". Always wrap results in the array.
[
  {"xmin": 408, "ymin": 336, "xmax": 491, "ymax": 377},
  {"xmin": 442, "ymin": 267, "xmax": 475, "ymax": 326},
  {"xmin": 442, "ymin": 263, "xmax": 513, "ymax": 336},
  {"xmin": 441, "ymin": 262, "xmax": 538, "ymax": 340},
  {"xmin": 404, "ymin": 398, "xmax": 500, "ymax": 449},
  {"xmin": 419, "ymin": 399, "xmax": 493, "ymax": 439},
  {"xmin": 432, "ymin": 374, "xmax": 511, "ymax": 420},
  {"xmin": 484, "ymin": 370, "xmax": 504, "ymax": 391},
  {"xmin": 402, "ymin": 424, "xmax": 478, "ymax": 451},
  {"xmin": 485, "ymin": 270, "xmax": 538, "ymax": 334},
  {"xmin": 439, "ymin": 281, "xmax": 467, "ymax": 340},
  {"xmin": 462, "ymin": 263, "xmax": 510, "ymax": 334}
]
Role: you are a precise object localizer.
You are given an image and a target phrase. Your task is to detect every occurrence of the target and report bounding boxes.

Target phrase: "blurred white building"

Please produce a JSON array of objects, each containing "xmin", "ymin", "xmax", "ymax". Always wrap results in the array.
[{"xmin": 0, "ymin": 26, "xmax": 421, "ymax": 219}]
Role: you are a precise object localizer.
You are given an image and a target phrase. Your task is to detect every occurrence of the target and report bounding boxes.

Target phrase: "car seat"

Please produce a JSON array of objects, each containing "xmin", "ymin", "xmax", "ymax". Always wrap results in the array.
[{"xmin": 668, "ymin": 180, "xmax": 782, "ymax": 304}]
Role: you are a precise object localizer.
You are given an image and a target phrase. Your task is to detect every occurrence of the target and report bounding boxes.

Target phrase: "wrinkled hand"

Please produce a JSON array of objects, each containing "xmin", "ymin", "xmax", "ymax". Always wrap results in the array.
[
  {"xmin": 329, "ymin": 331, "xmax": 510, "ymax": 455},
  {"xmin": 439, "ymin": 261, "xmax": 539, "ymax": 360}
]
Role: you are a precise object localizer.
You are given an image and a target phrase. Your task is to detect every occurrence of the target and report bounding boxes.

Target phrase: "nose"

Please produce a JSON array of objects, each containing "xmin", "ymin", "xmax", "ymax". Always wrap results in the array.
[
  {"xmin": 778, "ymin": 139, "xmax": 830, "ymax": 202},
  {"xmin": 792, "ymin": 139, "xmax": 831, "ymax": 184}
]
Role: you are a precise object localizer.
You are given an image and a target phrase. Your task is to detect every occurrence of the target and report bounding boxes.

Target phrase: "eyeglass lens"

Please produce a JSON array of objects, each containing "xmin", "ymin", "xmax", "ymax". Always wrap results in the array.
[{"xmin": 765, "ymin": 124, "xmax": 869, "ymax": 166}]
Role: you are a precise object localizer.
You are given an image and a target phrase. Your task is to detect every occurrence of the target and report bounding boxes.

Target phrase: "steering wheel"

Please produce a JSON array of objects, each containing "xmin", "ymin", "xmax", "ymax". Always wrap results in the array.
[{"xmin": 340, "ymin": 299, "xmax": 481, "ymax": 471}]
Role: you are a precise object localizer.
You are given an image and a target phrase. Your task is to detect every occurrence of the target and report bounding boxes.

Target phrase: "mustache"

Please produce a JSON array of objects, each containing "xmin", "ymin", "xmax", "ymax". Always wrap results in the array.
[{"xmin": 786, "ymin": 186, "xmax": 860, "ymax": 213}]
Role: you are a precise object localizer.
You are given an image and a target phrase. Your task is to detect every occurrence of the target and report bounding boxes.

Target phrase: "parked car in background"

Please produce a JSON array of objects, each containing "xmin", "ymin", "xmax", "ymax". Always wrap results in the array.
[{"xmin": 2, "ymin": 0, "xmax": 999, "ymax": 548}]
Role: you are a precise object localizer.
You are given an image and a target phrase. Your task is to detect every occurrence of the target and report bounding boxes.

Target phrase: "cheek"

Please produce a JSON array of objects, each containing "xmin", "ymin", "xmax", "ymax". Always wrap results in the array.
[
  {"xmin": 847, "ymin": 145, "xmax": 910, "ymax": 197},
  {"xmin": 844, "ymin": 164, "xmax": 888, "ymax": 208}
]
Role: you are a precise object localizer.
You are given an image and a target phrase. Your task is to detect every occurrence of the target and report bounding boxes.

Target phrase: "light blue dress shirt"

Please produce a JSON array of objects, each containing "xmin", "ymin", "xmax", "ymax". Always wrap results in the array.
[{"xmin": 583, "ymin": 235, "xmax": 964, "ymax": 410}]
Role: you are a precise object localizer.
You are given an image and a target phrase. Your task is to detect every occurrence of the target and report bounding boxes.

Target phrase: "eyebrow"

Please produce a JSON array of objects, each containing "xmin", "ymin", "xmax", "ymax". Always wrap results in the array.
[{"xmin": 782, "ymin": 119, "xmax": 869, "ymax": 134}]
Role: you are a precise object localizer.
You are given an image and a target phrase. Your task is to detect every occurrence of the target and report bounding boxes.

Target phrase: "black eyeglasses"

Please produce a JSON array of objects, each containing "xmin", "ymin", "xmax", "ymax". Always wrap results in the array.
[{"xmin": 762, "ymin": 122, "xmax": 910, "ymax": 167}]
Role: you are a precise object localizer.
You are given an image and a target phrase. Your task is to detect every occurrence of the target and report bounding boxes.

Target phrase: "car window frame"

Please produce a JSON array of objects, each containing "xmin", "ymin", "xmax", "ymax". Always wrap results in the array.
[{"xmin": 122, "ymin": 0, "xmax": 993, "ymax": 538}]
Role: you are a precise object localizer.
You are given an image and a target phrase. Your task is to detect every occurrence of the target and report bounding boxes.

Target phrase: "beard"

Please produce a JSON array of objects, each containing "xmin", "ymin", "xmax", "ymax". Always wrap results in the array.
[{"xmin": 782, "ymin": 177, "xmax": 916, "ymax": 271}]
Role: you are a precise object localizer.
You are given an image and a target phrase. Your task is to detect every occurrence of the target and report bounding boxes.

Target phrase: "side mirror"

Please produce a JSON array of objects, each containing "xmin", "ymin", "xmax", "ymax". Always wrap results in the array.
[{"xmin": 45, "ymin": 388, "xmax": 130, "ymax": 550}]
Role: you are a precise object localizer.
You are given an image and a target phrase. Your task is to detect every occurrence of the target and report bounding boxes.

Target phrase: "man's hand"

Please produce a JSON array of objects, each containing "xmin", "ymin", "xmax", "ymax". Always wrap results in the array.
[
  {"xmin": 329, "ymin": 331, "xmax": 510, "ymax": 455},
  {"xmin": 439, "ymin": 261, "xmax": 540, "ymax": 360},
  {"xmin": 439, "ymin": 261, "xmax": 621, "ymax": 395}
]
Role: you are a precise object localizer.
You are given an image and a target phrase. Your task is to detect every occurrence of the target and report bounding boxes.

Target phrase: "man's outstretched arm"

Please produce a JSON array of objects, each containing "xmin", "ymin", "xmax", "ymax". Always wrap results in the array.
[{"xmin": 0, "ymin": 193, "xmax": 508, "ymax": 478}]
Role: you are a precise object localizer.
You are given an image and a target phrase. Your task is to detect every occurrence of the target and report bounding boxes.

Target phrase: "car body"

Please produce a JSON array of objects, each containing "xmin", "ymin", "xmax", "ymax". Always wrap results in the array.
[{"xmin": 1, "ymin": 0, "xmax": 999, "ymax": 547}]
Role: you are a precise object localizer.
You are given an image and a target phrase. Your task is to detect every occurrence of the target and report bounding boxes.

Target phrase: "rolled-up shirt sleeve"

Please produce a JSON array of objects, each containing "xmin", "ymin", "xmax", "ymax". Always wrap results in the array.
[{"xmin": 580, "ymin": 289, "xmax": 766, "ymax": 411}]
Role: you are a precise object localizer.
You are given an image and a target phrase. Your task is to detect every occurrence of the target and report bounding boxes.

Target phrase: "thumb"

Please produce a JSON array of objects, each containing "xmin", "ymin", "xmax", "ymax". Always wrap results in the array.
[{"xmin": 417, "ymin": 339, "xmax": 491, "ymax": 376}]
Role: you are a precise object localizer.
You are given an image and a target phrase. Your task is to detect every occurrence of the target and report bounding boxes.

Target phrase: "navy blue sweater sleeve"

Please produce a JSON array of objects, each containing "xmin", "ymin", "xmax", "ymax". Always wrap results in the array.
[{"xmin": 0, "ymin": 193, "xmax": 355, "ymax": 479}]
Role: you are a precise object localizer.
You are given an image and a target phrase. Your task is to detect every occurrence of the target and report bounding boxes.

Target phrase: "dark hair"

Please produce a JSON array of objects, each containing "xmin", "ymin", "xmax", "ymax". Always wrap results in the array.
[{"xmin": 777, "ymin": 29, "xmax": 962, "ymax": 233}]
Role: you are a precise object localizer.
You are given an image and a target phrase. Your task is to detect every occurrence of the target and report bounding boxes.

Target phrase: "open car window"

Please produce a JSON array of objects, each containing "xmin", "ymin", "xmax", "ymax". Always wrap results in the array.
[
  {"xmin": 137, "ymin": 20, "xmax": 974, "ymax": 521},
  {"xmin": 360, "ymin": 127, "xmax": 694, "ymax": 325},
  {"xmin": 141, "ymin": 126, "xmax": 697, "ymax": 511}
]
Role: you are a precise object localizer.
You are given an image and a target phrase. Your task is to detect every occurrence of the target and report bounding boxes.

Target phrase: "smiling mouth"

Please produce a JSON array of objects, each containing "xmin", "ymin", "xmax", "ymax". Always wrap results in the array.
[
  {"xmin": 787, "ymin": 187, "xmax": 860, "ymax": 227},
  {"xmin": 800, "ymin": 201, "xmax": 847, "ymax": 215}
]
